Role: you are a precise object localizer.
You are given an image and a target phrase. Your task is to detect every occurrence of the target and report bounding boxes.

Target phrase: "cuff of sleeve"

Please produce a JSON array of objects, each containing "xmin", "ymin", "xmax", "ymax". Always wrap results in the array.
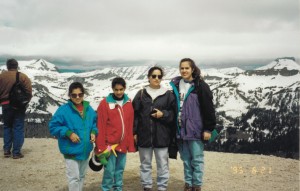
[
  {"xmin": 128, "ymin": 147, "xmax": 136, "ymax": 153},
  {"xmin": 66, "ymin": 130, "xmax": 73, "ymax": 137},
  {"xmin": 162, "ymin": 110, "xmax": 168, "ymax": 118}
]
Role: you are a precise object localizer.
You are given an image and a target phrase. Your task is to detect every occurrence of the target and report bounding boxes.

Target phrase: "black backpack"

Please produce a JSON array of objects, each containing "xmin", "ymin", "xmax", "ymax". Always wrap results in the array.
[{"xmin": 9, "ymin": 72, "xmax": 30, "ymax": 109}]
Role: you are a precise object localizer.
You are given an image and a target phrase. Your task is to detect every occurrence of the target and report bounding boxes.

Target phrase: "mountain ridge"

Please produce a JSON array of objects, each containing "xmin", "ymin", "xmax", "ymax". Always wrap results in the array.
[{"xmin": 0, "ymin": 57, "xmax": 299, "ymax": 158}]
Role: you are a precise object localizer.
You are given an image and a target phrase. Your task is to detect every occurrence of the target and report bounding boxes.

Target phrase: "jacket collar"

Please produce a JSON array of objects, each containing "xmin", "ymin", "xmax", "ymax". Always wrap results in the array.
[
  {"xmin": 144, "ymin": 85, "xmax": 168, "ymax": 96},
  {"xmin": 67, "ymin": 100, "xmax": 90, "ymax": 110},
  {"xmin": 171, "ymin": 76, "xmax": 195, "ymax": 86},
  {"xmin": 106, "ymin": 93, "xmax": 130, "ymax": 104}
]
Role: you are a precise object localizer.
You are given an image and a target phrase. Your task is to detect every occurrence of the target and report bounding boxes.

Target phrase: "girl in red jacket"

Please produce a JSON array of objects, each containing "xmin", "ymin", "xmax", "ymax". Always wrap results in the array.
[{"xmin": 95, "ymin": 77, "xmax": 135, "ymax": 191}]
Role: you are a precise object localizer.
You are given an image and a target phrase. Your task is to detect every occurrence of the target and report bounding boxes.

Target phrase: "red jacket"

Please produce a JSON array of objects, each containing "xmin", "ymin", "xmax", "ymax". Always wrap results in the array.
[{"xmin": 95, "ymin": 94, "xmax": 135, "ymax": 154}]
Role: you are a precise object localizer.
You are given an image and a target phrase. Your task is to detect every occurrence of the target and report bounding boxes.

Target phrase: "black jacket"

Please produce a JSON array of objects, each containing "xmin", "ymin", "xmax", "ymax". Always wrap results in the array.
[
  {"xmin": 196, "ymin": 78, "xmax": 216, "ymax": 132},
  {"xmin": 133, "ymin": 88, "xmax": 176, "ymax": 148}
]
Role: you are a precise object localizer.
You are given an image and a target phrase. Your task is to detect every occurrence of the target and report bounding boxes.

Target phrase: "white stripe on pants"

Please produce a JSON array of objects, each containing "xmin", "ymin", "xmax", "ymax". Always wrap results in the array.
[{"xmin": 65, "ymin": 158, "xmax": 89, "ymax": 191}]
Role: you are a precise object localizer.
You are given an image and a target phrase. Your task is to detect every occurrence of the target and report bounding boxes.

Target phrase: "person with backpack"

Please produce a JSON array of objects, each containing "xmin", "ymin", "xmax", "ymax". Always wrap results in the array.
[
  {"xmin": 132, "ymin": 66, "xmax": 175, "ymax": 191},
  {"xmin": 95, "ymin": 77, "xmax": 135, "ymax": 191},
  {"xmin": 49, "ymin": 82, "xmax": 98, "ymax": 191},
  {"xmin": 170, "ymin": 58, "xmax": 216, "ymax": 191},
  {"xmin": 0, "ymin": 58, "xmax": 32, "ymax": 159}
]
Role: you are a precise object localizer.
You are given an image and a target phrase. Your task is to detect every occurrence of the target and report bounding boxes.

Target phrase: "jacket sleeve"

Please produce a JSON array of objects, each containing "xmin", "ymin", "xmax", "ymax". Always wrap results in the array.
[
  {"xmin": 127, "ymin": 102, "xmax": 136, "ymax": 152},
  {"xmin": 161, "ymin": 91, "xmax": 175, "ymax": 123},
  {"xmin": 200, "ymin": 81, "xmax": 216, "ymax": 132},
  {"xmin": 20, "ymin": 73, "xmax": 33, "ymax": 100},
  {"xmin": 132, "ymin": 90, "xmax": 142, "ymax": 135},
  {"xmin": 95, "ymin": 100, "xmax": 108, "ymax": 153},
  {"xmin": 90, "ymin": 107, "xmax": 98, "ymax": 135},
  {"xmin": 48, "ymin": 106, "xmax": 70, "ymax": 138}
]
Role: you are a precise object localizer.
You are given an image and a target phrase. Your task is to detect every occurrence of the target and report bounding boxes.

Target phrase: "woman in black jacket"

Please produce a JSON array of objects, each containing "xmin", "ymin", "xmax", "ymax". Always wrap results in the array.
[{"xmin": 133, "ymin": 66, "xmax": 175, "ymax": 191}]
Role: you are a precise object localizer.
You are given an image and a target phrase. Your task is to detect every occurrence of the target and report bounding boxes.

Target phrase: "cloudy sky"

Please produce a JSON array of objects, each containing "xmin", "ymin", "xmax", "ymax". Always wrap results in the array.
[{"xmin": 0, "ymin": 0, "xmax": 299, "ymax": 66}]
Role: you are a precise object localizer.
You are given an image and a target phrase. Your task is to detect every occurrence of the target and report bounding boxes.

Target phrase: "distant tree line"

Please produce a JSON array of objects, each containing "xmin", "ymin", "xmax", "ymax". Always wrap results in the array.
[{"xmin": 206, "ymin": 108, "xmax": 299, "ymax": 159}]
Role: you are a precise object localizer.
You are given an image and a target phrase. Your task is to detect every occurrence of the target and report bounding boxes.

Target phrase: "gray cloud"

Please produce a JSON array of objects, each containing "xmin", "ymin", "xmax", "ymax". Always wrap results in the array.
[{"xmin": 0, "ymin": 0, "xmax": 299, "ymax": 62}]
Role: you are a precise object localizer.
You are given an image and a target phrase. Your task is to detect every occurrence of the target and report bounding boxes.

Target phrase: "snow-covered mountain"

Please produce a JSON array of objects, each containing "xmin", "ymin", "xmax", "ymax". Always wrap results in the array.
[
  {"xmin": 0, "ymin": 57, "xmax": 299, "ymax": 158},
  {"xmin": 256, "ymin": 57, "xmax": 300, "ymax": 71}
]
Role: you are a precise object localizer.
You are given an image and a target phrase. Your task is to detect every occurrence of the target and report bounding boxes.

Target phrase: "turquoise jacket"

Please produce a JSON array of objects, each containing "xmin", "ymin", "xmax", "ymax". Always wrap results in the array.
[{"xmin": 49, "ymin": 100, "xmax": 98, "ymax": 160}]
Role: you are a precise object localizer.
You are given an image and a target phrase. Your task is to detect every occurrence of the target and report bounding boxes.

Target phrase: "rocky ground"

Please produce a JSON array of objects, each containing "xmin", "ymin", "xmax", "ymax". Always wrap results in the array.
[{"xmin": 0, "ymin": 138, "xmax": 299, "ymax": 191}]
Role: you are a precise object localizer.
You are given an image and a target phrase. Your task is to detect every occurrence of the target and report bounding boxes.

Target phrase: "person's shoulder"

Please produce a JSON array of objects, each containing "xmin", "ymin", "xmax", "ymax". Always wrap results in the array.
[
  {"xmin": 19, "ymin": 72, "xmax": 31, "ymax": 83},
  {"xmin": 19, "ymin": 72, "xmax": 30, "ymax": 78},
  {"xmin": 196, "ymin": 78, "xmax": 209, "ymax": 86},
  {"xmin": 0, "ymin": 70, "xmax": 11, "ymax": 77},
  {"xmin": 99, "ymin": 97, "xmax": 109, "ymax": 107},
  {"xmin": 164, "ymin": 90, "xmax": 175, "ymax": 100},
  {"xmin": 197, "ymin": 79, "xmax": 213, "ymax": 94},
  {"xmin": 203, "ymin": 80, "xmax": 211, "ymax": 88},
  {"xmin": 60, "ymin": 102, "xmax": 70, "ymax": 109},
  {"xmin": 171, "ymin": 76, "xmax": 181, "ymax": 84},
  {"xmin": 0, "ymin": 71, "xmax": 16, "ymax": 83},
  {"xmin": 133, "ymin": 88, "xmax": 144, "ymax": 99},
  {"xmin": 167, "ymin": 89, "xmax": 174, "ymax": 94},
  {"xmin": 54, "ymin": 103, "xmax": 70, "ymax": 115}
]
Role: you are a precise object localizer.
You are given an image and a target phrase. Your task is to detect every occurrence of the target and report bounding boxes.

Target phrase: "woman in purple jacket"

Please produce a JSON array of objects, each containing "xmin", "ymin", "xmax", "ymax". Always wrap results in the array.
[{"xmin": 170, "ymin": 58, "xmax": 216, "ymax": 191}]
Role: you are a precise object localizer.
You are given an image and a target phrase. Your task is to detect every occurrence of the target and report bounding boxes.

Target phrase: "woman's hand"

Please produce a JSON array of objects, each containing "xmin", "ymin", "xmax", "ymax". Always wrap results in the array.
[
  {"xmin": 151, "ymin": 108, "xmax": 164, "ymax": 119},
  {"xmin": 203, "ymin": 131, "xmax": 211, "ymax": 141},
  {"xmin": 90, "ymin": 134, "xmax": 96, "ymax": 143},
  {"xmin": 134, "ymin": 135, "xmax": 137, "ymax": 144},
  {"xmin": 70, "ymin": 133, "xmax": 81, "ymax": 143}
]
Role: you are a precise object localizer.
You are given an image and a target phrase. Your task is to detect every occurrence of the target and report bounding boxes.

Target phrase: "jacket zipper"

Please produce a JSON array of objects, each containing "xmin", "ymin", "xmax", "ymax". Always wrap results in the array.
[
  {"xmin": 71, "ymin": 102, "xmax": 87, "ymax": 158},
  {"xmin": 117, "ymin": 106, "xmax": 125, "ymax": 142},
  {"xmin": 149, "ymin": 92, "xmax": 167, "ymax": 147},
  {"xmin": 183, "ymin": 85, "xmax": 195, "ymax": 135},
  {"xmin": 170, "ymin": 82, "xmax": 181, "ymax": 138},
  {"xmin": 150, "ymin": 100, "xmax": 154, "ymax": 146}
]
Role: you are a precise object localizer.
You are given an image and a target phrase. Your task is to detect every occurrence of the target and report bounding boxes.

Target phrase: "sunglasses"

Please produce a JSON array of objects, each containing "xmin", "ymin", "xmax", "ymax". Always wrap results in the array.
[
  {"xmin": 151, "ymin": 75, "xmax": 162, "ymax": 79},
  {"xmin": 70, "ymin": 93, "xmax": 84, "ymax": 98}
]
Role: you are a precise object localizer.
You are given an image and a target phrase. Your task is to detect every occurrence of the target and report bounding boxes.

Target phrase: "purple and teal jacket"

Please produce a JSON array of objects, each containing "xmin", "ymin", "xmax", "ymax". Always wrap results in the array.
[{"xmin": 170, "ymin": 76, "xmax": 216, "ymax": 141}]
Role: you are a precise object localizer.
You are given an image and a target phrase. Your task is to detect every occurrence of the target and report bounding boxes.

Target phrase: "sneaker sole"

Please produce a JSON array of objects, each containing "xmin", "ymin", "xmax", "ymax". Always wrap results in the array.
[{"xmin": 13, "ymin": 155, "xmax": 24, "ymax": 159}]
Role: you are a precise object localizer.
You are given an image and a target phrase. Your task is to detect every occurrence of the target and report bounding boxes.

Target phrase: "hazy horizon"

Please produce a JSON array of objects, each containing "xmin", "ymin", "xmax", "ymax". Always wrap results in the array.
[{"xmin": 1, "ymin": 56, "xmax": 299, "ymax": 71}]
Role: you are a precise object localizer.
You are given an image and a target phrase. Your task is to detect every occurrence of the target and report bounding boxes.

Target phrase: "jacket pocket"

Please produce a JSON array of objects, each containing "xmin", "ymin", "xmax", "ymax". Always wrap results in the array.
[
  {"xmin": 155, "ymin": 125, "xmax": 170, "ymax": 147},
  {"xmin": 58, "ymin": 138, "xmax": 84, "ymax": 155},
  {"xmin": 185, "ymin": 118, "xmax": 202, "ymax": 139}
]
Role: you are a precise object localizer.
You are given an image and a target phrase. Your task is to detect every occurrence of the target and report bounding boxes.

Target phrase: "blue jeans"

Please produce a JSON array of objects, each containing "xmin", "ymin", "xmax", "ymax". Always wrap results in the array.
[
  {"xmin": 101, "ymin": 152, "xmax": 126, "ymax": 191},
  {"xmin": 139, "ymin": 147, "xmax": 169, "ymax": 191},
  {"xmin": 178, "ymin": 140, "xmax": 204, "ymax": 187},
  {"xmin": 2, "ymin": 104, "xmax": 25, "ymax": 156}
]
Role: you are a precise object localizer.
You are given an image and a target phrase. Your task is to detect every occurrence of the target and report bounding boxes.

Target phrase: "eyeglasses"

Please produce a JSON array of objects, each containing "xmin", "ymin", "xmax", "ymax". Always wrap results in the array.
[
  {"xmin": 70, "ymin": 93, "xmax": 84, "ymax": 98},
  {"xmin": 151, "ymin": 75, "xmax": 162, "ymax": 79}
]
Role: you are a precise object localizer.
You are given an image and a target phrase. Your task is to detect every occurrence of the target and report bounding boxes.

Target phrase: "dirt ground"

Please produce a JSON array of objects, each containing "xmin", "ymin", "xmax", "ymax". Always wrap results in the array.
[{"xmin": 0, "ymin": 138, "xmax": 299, "ymax": 191}]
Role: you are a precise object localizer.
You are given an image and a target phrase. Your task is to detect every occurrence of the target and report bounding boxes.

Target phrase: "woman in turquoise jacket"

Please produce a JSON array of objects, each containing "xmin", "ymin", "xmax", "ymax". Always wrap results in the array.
[{"xmin": 49, "ymin": 82, "xmax": 98, "ymax": 191}]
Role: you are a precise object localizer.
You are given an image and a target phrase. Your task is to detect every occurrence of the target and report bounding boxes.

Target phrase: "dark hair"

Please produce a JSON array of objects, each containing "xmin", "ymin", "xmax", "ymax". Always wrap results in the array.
[
  {"xmin": 68, "ymin": 82, "xmax": 85, "ymax": 95},
  {"xmin": 6, "ymin": 58, "xmax": 18, "ymax": 70},
  {"xmin": 179, "ymin": 58, "xmax": 201, "ymax": 78},
  {"xmin": 112, "ymin": 77, "xmax": 126, "ymax": 88},
  {"xmin": 147, "ymin": 66, "xmax": 164, "ymax": 78}
]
